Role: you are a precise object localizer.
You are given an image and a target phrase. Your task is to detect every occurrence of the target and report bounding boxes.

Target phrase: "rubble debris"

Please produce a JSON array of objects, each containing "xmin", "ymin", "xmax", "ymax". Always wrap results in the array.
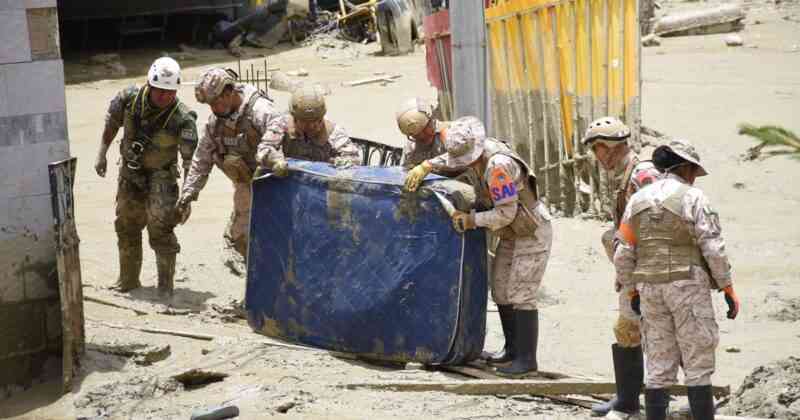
[
  {"xmin": 76, "ymin": 375, "xmax": 182, "ymax": 418},
  {"xmin": 764, "ymin": 292, "xmax": 800, "ymax": 322},
  {"xmin": 723, "ymin": 357, "xmax": 800, "ymax": 419},
  {"xmin": 172, "ymin": 369, "xmax": 229, "ymax": 389},
  {"xmin": 190, "ymin": 405, "xmax": 240, "ymax": 420},
  {"xmin": 88, "ymin": 342, "xmax": 171, "ymax": 366},
  {"xmin": 88, "ymin": 318, "xmax": 216, "ymax": 341},
  {"xmin": 725, "ymin": 34, "xmax": 744, "ymax": 47},
  {"xmin": 643, "ymin": 34, "xmax": 662, "ymax": 47},
  {"xmin": 85, "ymin": 295, "xmax": 148, "ymax": 316},
  {"xmin": 654, "ymin": 4, "xmax": 746, "ymax": 37},
  {"xmin": 343, "ymin": 74, "xmax": 403, "ymax": 87},
  {"xmin": 725, "ymin": 346, "xmax": 742, "ymax": 353},
  {"xmin": 210, "ymin": 299, "xmax": 246, "ymax": 323},
  {"xmin": 314, "ymin": 35, "xmax": 367, "ymax": 60},
  {"xmin": 275, "ymin": 401, "xmax": 297, "ymax": 413},
  {"xmin": 733, "ymin": 182, "xmax": 746, "ymax": 190}
]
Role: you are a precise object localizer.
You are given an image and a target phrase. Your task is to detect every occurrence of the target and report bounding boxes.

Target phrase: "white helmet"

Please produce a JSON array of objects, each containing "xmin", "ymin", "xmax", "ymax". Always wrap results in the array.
[{"xmin": 147, "ymin": 57, "xmax": 181, "ymax": 91}]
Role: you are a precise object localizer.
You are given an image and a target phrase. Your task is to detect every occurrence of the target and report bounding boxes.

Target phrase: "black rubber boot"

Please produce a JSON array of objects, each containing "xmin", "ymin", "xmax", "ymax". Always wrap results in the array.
[
  {"xmin": 484, "ymin": 304, "xmax": 515, "ymax": 365},
  {"xmin": 644, "ymin": 388, "xmax": 669, "ymax": 420},
  {"xmin": 687, "ymin": 385, "xmax": 715, "ymax": 420},
  {"xmin": 113, "ymin": 244, "xmax": 142, "ymax": 292},
  {"xmin": 592, "ymin": 344, "xmax": 644, "ymax": 417},
  {"xmin": 156, "ymin": 252, "xmax": 176, "ymax": 298},
  {"xmin": 496, "ymin": 309, "xmax": 538, "ymax": 377}
]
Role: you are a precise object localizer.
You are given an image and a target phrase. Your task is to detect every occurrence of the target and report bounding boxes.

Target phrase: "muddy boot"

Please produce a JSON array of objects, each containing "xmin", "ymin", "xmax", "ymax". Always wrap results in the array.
[
  {"xmin": 156, "ymin": 252, "xmax": 176, "ymax": 298},
  {"xmin": 600, "ymin": 345, "xmax": 644, "ymax": 418},
  {"xmin": 645, "ymin": 388, "xmax": 669, "ymax": 420},
  {"xmin": 113, "ymin": 245, "xmax": 142, "ymax": 292},
  {"xmin": 496, "ymin": 309, "xmax": 538, "ymax": 377},
  {"xmin": 482, "ymin": 304, "xmax": 515, "ymax": 365},
  {"xmin": 687, "ymin": 385, "xmax": 715, "ymax": 420}
]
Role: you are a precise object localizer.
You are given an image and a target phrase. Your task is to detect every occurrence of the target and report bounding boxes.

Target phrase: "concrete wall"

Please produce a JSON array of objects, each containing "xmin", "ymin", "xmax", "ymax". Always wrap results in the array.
[{"xmin": 0, "ymin": 0, "xmax": 70, "ymax": 398}]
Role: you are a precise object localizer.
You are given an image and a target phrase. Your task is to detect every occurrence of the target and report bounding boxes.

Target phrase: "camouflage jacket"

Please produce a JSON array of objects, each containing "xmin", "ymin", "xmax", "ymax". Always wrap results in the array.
[
  {"xmin": 181, "ymin": 84, "xmax": 278, "ymax": 201},
  {"xmin": 105, "ymin": 85, "xmax": 198, "ymax": 173},
  {"xmin": 256, "ymin": 113, "xmax": 361, "ymax": 168}
]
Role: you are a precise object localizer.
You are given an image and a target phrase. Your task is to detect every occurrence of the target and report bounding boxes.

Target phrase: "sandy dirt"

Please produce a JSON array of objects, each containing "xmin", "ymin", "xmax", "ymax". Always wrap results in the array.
[{"xmin": 2, "ymin": 1, "xmax": 799, "ymax": 419}]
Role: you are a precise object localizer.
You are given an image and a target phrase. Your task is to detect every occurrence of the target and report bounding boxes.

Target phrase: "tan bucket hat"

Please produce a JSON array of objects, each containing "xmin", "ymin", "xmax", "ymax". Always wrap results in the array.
[
  {"xmin": 655, "ymin": 138, "xmax": 708, "ymax": 176},
  {"xmin": 443, "ymin": 116, "xmax": 487, "ymax": 168}
]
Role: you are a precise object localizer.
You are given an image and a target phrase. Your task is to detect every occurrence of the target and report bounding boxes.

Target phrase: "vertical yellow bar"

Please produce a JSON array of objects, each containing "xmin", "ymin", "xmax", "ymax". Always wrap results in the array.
[
  {"xmin": 623, "ymin": 0, "xmax": 639, "ymax": 122},
  {"xmin": 608, "ymin": 0, "xmax": 624, "ymax": 117},
  {"xmin": 590, "ymin": 0, "xmax": 608, "ymax": 118},
  {"xmin": 575, "ymin": 0, "xmax": 590, "ymax": 101},
  {"xmin": 556, "ymin": 3, "xmax": 575, "ymax": 156}
]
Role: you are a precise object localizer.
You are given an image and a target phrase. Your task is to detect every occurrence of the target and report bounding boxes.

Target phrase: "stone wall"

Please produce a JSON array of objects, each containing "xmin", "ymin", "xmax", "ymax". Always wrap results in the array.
[{"xmin": 0, "ymin": 0, "xmax": 70, "ymax": 398}]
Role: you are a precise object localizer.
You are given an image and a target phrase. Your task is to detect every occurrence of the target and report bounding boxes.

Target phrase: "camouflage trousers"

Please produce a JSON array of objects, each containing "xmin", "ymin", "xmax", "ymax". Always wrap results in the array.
[
  {"xmin": 491, "ymin": 221, "xmax": 553, "ymax": 310},
  {"xmin": 640, "ymin": 271, "xmax": 719, "ymax": 388},
  {"xmin": 115, "ymin": 170, "xmax": 180, "ymax": 256},
  {"xmin": 223, "ymin": 182, "xmax": 251, "ymax": 260}
]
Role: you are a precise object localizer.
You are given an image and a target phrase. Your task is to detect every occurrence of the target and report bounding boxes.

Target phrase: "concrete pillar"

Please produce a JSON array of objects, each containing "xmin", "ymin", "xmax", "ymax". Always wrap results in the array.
[{"xmin": 0, "ymin": 0, "xmax": 70, "ymax": 399}]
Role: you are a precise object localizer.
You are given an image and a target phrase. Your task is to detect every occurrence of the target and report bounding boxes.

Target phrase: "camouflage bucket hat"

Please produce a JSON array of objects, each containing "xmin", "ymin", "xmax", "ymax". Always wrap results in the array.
[
  {"xmin": 657, "ymin": 138, "xmax": 709, "ymax": 176},
  {"xmin": 444, "ymin": 116, "xmax": 487, "ymax": 168},
  {"xmin": 195, "ymin": 67, "xmax": 235, "ymax": 104}
]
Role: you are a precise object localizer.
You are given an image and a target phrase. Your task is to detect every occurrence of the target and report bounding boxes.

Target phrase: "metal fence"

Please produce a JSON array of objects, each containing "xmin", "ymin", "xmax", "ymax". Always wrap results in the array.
[{"xmin": 485, "ymin": 0, "xmax": 641, "ymax": 217}]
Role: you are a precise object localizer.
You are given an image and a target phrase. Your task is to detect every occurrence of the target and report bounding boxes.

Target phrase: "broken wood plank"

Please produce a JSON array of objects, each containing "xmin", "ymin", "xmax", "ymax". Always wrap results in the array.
[
  {"xmin": 85, "ymin": 295, "xmax": 149, "ymax": 316},
  {"xmin": 341, "ymin": 380, "xmax": 730, "ymax": 398},
  {"xmin": 654, "ymin": 4, "xmax": 745, "ymax": 37},
  {"xmin": 343, "ymin": 74, "xmax": 402, "ymax": 87},
  {"xmin": 87, "ymin": 318, "xmax": 215, "ymax": 341}
]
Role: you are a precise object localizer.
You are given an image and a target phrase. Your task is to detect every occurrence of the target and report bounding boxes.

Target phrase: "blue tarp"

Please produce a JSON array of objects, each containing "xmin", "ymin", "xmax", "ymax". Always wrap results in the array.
[{"xmin": 246, "ymin": 160, "xmax": 487, "ymax": 365}]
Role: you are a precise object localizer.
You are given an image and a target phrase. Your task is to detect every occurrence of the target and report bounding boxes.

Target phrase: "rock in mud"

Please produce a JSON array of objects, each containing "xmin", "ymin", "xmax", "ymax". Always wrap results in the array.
[
  {"xmin": 723, "ymin": 356, "xmax": 800, "ymax": 419},
  {"xmin": 725, "ymin": 34, "xmax": 744, "ymax": 47}
]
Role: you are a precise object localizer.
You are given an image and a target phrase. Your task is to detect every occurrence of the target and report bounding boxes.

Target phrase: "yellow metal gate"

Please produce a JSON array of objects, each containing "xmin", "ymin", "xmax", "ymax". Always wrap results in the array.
[{"xmin": 486, "ymin": 0, "xmax": 641, "ymax": 216}]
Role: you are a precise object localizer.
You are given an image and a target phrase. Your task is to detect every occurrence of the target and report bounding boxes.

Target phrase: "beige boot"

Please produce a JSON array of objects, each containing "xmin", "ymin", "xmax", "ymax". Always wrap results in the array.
[
  {"xmin": 113, "ymin": 245, "xmax": 142, "ymax": 292},
  {"xmin": 156, "ymin": 252, "xmax": 176, "ymax": 298}
]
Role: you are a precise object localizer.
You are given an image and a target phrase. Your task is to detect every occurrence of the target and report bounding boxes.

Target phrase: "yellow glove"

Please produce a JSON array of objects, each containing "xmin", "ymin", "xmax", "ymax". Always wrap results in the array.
[
  {"xmin": 273, "ymin": 160, "xmax": 289, "ymax": 178},
  {"xmin": 404, "ymin": 161, "xmax": 433, "ymax": 192},
  {"xmin": 451, "ymin": 210, "xmax": 476, "ymax": 233}
]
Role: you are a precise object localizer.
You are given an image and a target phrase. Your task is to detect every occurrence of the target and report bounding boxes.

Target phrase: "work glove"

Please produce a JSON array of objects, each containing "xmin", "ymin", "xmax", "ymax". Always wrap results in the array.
[
  {"xmin": 630, "ymin": 290, "xmax": 641, "ymax": 316},
  {"xmin": 333, "ymin": 156, "xmax": 354, "ymax": 169},
  {"xmin": 451, "ymin": 210, "xmax": 476, "ymax": 234},
  {"xmin": 404, "ymin": 161, "xmax": 433, "ymax": 192},
  {"xmin": 175, "ymin": 196, "xmax": 192, "ymax": 225},
  {"xmin": 272, "ymin": 160, "xmax": 289, "ymax": 178},
  {"xmin": 722, "ymin": 285, "xmax": 740, "ymax": 320}
]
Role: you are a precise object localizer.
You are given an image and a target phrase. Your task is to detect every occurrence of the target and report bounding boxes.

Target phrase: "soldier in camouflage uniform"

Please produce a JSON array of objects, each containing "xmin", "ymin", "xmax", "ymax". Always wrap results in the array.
[
  {"xmin": 615, "ymin": 140, "xmax": 740, "ymax": 420},
  {"xmin": 177, "ymin": 67, "xmax": 279, "ymax": 261},
  {"xmin": 405, "ymin": 117, "xmax": 553, "ymax": 378},
  {"xmin": 396, "ymin": 97, "xmax": 448, "ymax": 170},
  {"xmin": 256, "ymin": 84, "xmax": 361, "ymax": 173},
  {"xmin": 94, "ymin": 57, "xmax": 198, "ymax": 297},
  {"xmin": 582, "ymin": 117, "xmax": 660, "ymax": 419}
]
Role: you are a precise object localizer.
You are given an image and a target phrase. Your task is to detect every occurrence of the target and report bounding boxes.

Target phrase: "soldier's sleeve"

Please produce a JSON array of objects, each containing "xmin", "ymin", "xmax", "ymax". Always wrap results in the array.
[
  {"xmin": 689, "ymin": 191, "xmax": 733, "ymax": 289},
  {"xmin": 400, "ymin": 141, "xmax": 417, "ymax": 170},
  {"xmin": 256, "ymin": 114, "xmax": 288, "ymax": 168},
  {"xmin": 614, "ymin": 201, "xmax": 638, "ymax": 286},
  {"xmin": 328, "ymin": 123, "xmax": 361, "ymax": 165},
  {"xmin": 474, "ymin": 157, "xmax": 520, "ymax": 230},
  {"xmin": 178, "ymin": 107, "xmax": 199, "ymax": 168},
  {"xmin": 181, "ymin": 120, "xmax": 217, "ymax": 201},
  {"xmin": 104, "ymin": 85, "xmax": 138, "ymax": 132},
  {"xmin": 426, "ymin": 152, "xmax": 452, "ymax": 172}
]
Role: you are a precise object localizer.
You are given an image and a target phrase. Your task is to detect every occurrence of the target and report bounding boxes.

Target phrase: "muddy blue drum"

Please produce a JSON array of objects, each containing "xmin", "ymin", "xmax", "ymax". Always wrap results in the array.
[{"xmin": 246, "ymin": 160, "xmax": 487, "ymax": 365}]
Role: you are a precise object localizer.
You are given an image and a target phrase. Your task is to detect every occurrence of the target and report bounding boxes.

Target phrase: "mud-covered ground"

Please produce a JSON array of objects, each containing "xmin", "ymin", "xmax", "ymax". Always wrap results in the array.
[{"xmin": 2, "ymin": 1, "xmax": 800, "ymax": 419}]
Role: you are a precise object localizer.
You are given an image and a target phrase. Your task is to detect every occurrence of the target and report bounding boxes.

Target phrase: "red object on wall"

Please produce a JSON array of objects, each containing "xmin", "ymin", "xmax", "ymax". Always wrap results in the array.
[{"xmin": 423, "ymin": 9, "xmax": 452, "ymax": 90}]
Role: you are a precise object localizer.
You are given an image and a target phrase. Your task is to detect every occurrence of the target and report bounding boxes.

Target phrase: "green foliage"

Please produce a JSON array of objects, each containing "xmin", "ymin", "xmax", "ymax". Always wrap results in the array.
[{"xmin": 738, "ymin": 123, "xmax": 800, "ymax": 161}]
